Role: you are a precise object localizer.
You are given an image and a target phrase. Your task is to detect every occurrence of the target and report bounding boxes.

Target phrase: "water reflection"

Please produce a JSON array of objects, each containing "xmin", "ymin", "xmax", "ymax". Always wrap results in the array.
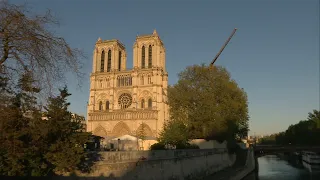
[{"xmin": 243, "ymin": 155, "xmax": 320, "ymax": 180}]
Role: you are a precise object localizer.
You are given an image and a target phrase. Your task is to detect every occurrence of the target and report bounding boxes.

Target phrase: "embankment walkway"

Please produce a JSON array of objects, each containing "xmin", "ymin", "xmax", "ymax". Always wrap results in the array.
[{"xmin": 204, "ymin": 148, "xmax": 255, "ymax": 180}]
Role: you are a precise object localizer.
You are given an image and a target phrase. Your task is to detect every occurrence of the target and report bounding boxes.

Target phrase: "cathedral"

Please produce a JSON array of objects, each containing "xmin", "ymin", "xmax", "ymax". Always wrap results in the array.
[{"xmin": 86, "ymin": 30, "xmax": 169, "ymax": 145}]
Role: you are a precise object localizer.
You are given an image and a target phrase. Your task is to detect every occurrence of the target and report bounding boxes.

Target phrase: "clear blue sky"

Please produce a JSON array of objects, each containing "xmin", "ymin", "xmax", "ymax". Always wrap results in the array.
[{"xmin": 12, "ymin": 0, "xmax": 319, "ymax": 135}]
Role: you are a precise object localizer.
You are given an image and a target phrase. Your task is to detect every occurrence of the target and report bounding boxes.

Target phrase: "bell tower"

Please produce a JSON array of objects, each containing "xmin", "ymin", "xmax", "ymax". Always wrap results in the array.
[
  {"xmin": 133, "ymin": 29, "xmax": 166, "ymax": 70},
  {"xmin": 92, "ymin": 38, "xmax": 127, "ymax": 73}
]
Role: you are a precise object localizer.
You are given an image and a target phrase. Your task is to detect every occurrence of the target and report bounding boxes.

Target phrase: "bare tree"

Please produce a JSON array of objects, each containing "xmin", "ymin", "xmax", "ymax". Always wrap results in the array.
[{"xmin": 0, "ymin": 1, "xmax": 84, "ymax": 93}]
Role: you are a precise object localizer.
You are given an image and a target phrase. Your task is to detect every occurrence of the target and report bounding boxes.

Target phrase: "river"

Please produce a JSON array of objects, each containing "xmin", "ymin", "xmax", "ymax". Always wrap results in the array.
[{"xmin": 243, "ymin": 155, "xmax": 320, "ymax": 180}]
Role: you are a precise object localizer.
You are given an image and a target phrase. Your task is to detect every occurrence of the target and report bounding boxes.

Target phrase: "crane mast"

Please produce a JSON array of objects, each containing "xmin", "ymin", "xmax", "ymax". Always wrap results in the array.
[{"xmin": 210, "ymin": 28, "xmax": 238, "ymax": 67}]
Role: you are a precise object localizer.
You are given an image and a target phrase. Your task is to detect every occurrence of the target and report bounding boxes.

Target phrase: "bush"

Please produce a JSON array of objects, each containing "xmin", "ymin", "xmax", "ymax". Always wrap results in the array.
[
  {"xmin": 227, "ymin": 140, "xmax": 241, "ymax": 154},
  {"xmin": 176, "ymin": 143, "xmax": 199, "ymax": 149},
  {"xmin": 150, "ymin": 143, "xmax": 166, "ymax": 150}
]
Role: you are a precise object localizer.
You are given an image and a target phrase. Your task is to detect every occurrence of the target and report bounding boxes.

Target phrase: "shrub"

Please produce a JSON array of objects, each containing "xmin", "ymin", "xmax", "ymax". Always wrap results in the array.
[
  {"xmin": 150, "ymin": 143, "xmax": 166, "ymax": 150},
  {"xmin": 176, "ymin": 143, "xmax": 199, "ymax": 149}
]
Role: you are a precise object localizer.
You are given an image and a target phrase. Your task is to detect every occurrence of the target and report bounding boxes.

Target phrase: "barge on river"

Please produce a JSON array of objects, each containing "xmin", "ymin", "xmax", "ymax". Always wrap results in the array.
[{"xmin": 302, "ymin": 151, "xmax": 320, "ymax": 173}]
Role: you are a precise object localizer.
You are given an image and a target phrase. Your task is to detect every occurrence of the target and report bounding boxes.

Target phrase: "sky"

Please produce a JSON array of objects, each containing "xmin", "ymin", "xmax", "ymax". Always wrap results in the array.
[{"xmin": 10, "ymin": 0, "xmax": 319, "ymax": 135}]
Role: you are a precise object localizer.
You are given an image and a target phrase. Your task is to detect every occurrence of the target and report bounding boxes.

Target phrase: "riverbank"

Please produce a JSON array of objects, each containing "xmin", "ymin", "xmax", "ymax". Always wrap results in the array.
[{"xmin": 203, "ymin": 148, "xmax": 255, "ymax": 180}]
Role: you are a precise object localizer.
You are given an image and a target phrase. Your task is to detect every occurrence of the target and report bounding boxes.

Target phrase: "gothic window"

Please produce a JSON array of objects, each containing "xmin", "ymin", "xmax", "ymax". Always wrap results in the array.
[
  {"xmin": 141, "ymin": 46, "xmax": 145, "ymax": 69},
  {"xmin": 148, "ymin": 45, "xmax": 152, "ymax": 68},
  {"xmin": 148, "ymin": 75, "xmax": 152, "ymax": 84},
  {"xmin": 118, "ymin": 93, "xmax": 132, "ymax": 109},
  {"xmin": 117, "ymin": 75, "xmax": 132, "ymax": 87},
  {"xmin": 107, "ymin": 50, "xmax": 111, "ymax": 72},
  {"xmin": 118, "ymin": 51, "xmax": 122, "ymax": 71},
  {"xmin": 148, "ymin": 98, "xmax": 152, "ymax": 109},
  {"xmin": 101, "ymin": 50, "xmax": 105, "ymax": 72},
  {"xmin": 106, "ymin": 101, "xmax": 110, "ymax": 110},
  {"xmin": 141, "ymin": 99, "xmax": 145, "ymax": 108},
  {"xmin": 99, "ymin": 101, "xmax": 103, "ymax": 111}
]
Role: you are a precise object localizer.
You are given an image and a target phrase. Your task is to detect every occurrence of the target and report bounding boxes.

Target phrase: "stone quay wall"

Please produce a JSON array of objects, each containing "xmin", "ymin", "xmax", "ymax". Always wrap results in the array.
[
  {"xmin": 72, "ymin": 148, "xmax": 236, "ymax": 180},
  {"xmin": 230, "ymin": 149, "xmax": 255, "ymax": 180}
]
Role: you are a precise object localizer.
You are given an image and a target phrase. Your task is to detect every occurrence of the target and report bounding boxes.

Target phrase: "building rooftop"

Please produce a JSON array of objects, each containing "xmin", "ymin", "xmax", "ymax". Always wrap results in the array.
[{"xmin": 96, "ymin": 39, "xmax": 126, "ymax": 49}]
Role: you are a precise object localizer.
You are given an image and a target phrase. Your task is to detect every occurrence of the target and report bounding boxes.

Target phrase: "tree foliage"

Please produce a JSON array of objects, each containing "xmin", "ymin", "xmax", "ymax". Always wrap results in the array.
[
  {"xmin": 0, "ymin": 1, "xmax": 84, "ymax": 92},
  {"xmin": 0, "ymin": 2, "xmax": 92, "ymax": 176},
  {"xmin": 159, "ymin": 120, "xmax": 189, "ymax": 145},
  {"xmin": 136, "ymin": 123, "xmax": 147, "ymax": 141},
  {"xmin": 0, "ymin": 74, "xmax": 91, "ymax": 176},
  {"xmin": 161, "ymin": 64, "xmax": 249, "ymax": 144},
  {"xmin": 259, "ymin": 110, "xmax": 320, "ymax": 146}
]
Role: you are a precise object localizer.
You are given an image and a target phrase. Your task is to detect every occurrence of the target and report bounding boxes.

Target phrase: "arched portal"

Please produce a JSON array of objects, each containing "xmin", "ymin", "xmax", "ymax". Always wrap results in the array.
[
  {"xmin": 112, "ymin": 121, "xmax": 131, "ymax": 137},
  {"xmin": 93, "ymin": 125, "xmax": 108, "ymax": 137},
  {"xmin": 136, "ymin": 123, "xmax": 153, "ymax": 137}
]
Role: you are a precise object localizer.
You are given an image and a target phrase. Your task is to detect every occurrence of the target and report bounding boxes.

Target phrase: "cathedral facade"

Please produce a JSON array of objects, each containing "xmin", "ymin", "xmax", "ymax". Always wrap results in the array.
[{"xmin": 86, "ymin": 30, "xmax": 169, "ymax": 141}]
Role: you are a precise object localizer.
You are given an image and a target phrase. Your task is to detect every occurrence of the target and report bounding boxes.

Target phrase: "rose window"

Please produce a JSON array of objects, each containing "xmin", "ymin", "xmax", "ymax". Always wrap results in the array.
[{"xmin": 118, "ymin": 93, "xmax": 132, "ymax": 109}]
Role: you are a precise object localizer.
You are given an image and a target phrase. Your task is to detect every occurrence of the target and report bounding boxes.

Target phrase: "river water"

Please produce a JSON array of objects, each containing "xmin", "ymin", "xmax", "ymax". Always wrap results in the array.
[{"xmin": 243, "ymin": 155, "xmax": 320, "ymax": 180}]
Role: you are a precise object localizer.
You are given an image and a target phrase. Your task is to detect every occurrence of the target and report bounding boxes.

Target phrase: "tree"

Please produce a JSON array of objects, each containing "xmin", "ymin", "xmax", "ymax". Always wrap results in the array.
[
  {"xmin": 307, "ymin": 110, "xmax": 320, "ymax": 129},
  {"xmin": 159, "ymin": 120, "xmax": 189, "ymax": 146},
  {"xmin": 136, "ymin": 123, "xmax": 147, "ymax": 150},
  {"xmin": 0, "ymin": 84, "xmax": 91, "ymax": 176},
  {"xmin": 43, "ymin": 87, "xmax": 90, "ymax": 174},
  {"xmin": 268, "ymin": 109, "xmax": 320, "ymax": 146},
  {"xmin": 0, "ymin": 72, "xmax": 44, "ymax": 176},
  {"xmin": 0, "ymin": 1, "xmax": 84, "ymax": 92},
  {"xmin": 166, "ymin": 64, "xmax": 249, "ymax": 142}
]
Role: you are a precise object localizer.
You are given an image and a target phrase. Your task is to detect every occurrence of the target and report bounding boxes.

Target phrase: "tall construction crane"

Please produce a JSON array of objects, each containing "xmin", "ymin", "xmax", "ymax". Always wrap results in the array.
[{"xmin": 210, "ymin": 28, "xmax": 238, "ymax": 67}]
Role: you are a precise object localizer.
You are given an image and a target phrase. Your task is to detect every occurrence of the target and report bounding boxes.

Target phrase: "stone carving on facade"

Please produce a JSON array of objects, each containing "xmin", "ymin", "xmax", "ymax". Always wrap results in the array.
[
  {"xmin": 87, "ymin": 31, "xmax": 168, "ymax": 142},
  {"xmin": 112, "ymin": 121, "xmax": 131, "ymax": 137},
  {"xmin": 93, "ymin": 124, "xmax": 108, "ymax": 137}
]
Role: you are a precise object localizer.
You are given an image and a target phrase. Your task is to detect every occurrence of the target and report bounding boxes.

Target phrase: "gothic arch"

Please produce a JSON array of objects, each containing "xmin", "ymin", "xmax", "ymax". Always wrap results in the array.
[
  {"xmin": 141, "ymin": 46, "xmax": 145, "ymax": 68},
  {"xmin": 100, "ymin": 50, "xmax": 105, "ymax": 72},
  {"xmin": 116, "ymin": 90, "xmax": 132, "ymax": 97},
  {"xmin": 112, "ymin": 121, "xmax": 131, "ymax": 137},
  {"xmin": 97, "ymin": 92, "xmax": 108, "ymax": 101},
  {"xmin": 136, "ymin": 123, "xmax": 153, "ymax": 137},
  {"xmin": 148, "ymin": 45, "xmax": 152, "ymax": 68},
  {"xmin": 93, "ymin": 125, "xmax": 108, "ymax": 137},
  {"xmin": 138, "ymin": 90, "xmax": 152, "ymax": 100},
  {"xmin": 107, "ymin": 49, "xmax": 112, "ymax": 72}
]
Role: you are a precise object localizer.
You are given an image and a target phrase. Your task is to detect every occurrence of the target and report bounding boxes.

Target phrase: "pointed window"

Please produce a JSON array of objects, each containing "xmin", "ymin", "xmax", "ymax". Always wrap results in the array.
[
  {"xmin": 99, "ymin": 101, "xmax": 103, "ymax": 111},
  {"xmin": 148, "ymin": 75, "xmax": 152, "ymax": 84},
  {"xmin": 140, "ymin": 76, "xmax": 144, "ymax": 85},
  {"xmin": 107, "ymin": 50, "xmax": 111, "ymax": 72},
  {"xmin": 148, "ymin": 45, "xmax": 152, "ymax": 68},
  {"xmin": 141, "ymin": 99, "xmax": 145, "ymax": 108},
  {"xmin": 118, "ymin": 51, "xmax": 122, "ymax": 71},
  {"xmin": 148, "ymin": 98, "xmax": 152, "ymax": 109},
  {"xmin": 106, "ymin": 101, "xmax": 110, "ymax": 110},
  {"xmin": 141, "ymin": 46, "xmax": 145, "ymax": 68},
  {"xmin": 101, "ymin": 50, "xmax": 105, "ymax": 72}
]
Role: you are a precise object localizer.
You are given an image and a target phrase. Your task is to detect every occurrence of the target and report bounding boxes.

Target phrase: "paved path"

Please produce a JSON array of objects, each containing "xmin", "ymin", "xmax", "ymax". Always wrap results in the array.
[{"xmin": 203, "ymin": 148, "xmax": 249, "ymax": 180}]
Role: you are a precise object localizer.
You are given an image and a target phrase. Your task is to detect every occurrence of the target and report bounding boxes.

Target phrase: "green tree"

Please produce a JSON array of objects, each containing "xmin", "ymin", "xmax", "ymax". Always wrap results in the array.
[
  {"xmin": 0, "ymin": 2, "xmax": 91, "ymax": 176},
  {"xmin": 166, "ymin": 64, "xmax": 249, "ymax": 142},
  {"xmin": 136, "ymin": 123, "xmax": 147, "ymax": 150},
  {"xmin": 0, "ymin": 73, "xmax": 45, "ymax": 176},
  {"xmin": 159, "ymin": 120, "xmax": 189, "ymax": 146},
  {"xmin": 272, "ymin": 109, "xmax": 320, "ymax": 146},
  {"xmin": 43, "ymin": 87, "xmax": 90, "ymax": 174},
  {"xmin": 0, "ymin": 83, "xmax": 91, "ymax": 176}
]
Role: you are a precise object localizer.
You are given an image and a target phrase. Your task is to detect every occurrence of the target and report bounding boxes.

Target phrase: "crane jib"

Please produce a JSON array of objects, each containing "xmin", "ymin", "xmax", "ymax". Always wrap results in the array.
[{"xmin": 210, "ymin": 28, "xmax": 237, "ymax": 66}]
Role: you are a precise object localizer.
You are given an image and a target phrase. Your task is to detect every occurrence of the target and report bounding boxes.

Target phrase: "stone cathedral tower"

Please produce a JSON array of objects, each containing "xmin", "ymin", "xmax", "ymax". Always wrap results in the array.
[{"xmin": 87, "ymin": 30, "xmax": 169, "ymax": 143}]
